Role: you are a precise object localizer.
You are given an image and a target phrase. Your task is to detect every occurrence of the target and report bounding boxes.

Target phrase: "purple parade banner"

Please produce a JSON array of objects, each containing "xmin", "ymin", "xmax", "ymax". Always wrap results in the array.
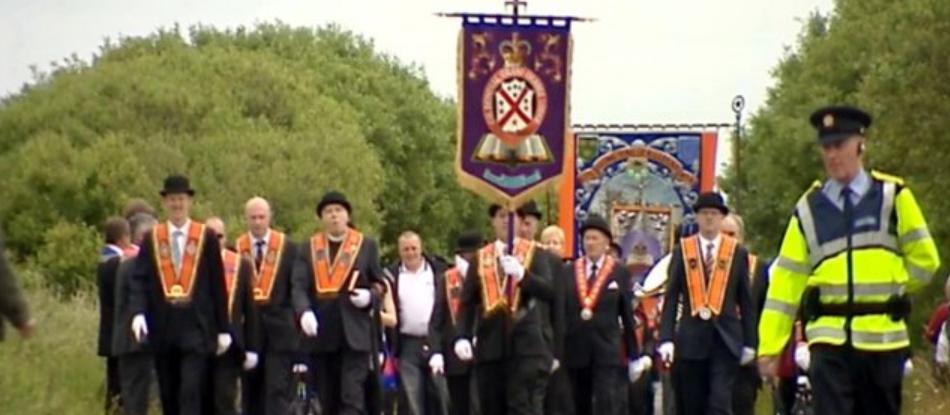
[{"xmin": 455, "ymin": 15, "xmax": 572, "ymax": 209}]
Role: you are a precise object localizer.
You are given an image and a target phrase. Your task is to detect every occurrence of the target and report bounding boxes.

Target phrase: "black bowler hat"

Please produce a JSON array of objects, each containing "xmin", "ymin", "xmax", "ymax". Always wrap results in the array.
[
  {"xmin": 455, "ymin": 230, "xmax": 484, "ymax": 254},
  {"xmin": 316, "ymin": 191, "xmax": 352, "ymax": 216},
  {"xmin": 516, "ymin": 201, "xmax": 543, "ymax": 220},
  {"xmin": 160, "ymin": 174, "xmax": 195, "ymax": 196},
  {"xmin": 693, "ymin": 192, "xmax": 729, "ymax": 215},
  {"xmin": 809, "ymin": 105, "xmax": 872, "ymax": 144},
  {"xmin": 580, "ymin": 215, "xmax": 612, "ymax": 240}
]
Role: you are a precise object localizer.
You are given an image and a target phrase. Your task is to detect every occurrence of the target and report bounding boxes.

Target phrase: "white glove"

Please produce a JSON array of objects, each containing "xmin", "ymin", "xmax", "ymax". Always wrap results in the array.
[
  {"xmin": 300, "ymin": 311, "xmax": 319, "ymax": 337},
  {"xmin": 658, "ymin": 342, "xmax": 675, "ymax": 365},
  {"xmin": 740, "ymin": 347, "xmax": 756, "ymax": 366},
  {"xmin": 936, "ymin": 325, "xmax": 949, "ymax": 365},
  {"xmin": 216, "ymin": 333, "xmax": 233, "ymax": 356},
  {"xmin": 454, "ymin": 339, "xmax": 474, "ymax": 362},
  {"xmin": 455, "ymin": 255, "xmax": 470, "ymax": 278},
  {"xmin": 243, "ymin": 352, "xmax": 259, "ymax": 371},
  {"xmin": 500, "ymin": 255, "xmax": 525, "ymax": 281},
  {"xmin": 794, "ymin": 342, "xmax": 810, "ymax": 371},
  {"xmin": 429, "ymin": 353, "xmax": 445, "ymax": 375},
  {"xmin": 350, "ymin": 288, "xmax": 372, "ymax": 308},
  {"xmin": 551, "ymin": 358, "xmax": 561, "ymax": 373},
  {"xmin": 629, "ymin": 356, "xmax": 652, "ymax": 382},
  {"xmin": 131, "ymin": 314, "xmax": 148, "ymax": 343},
  {"xmin": 378, "ymin": 353, "xmax": 385, "ymax": 366},
  {"xmin": 903, "ymin": 359, "xmax": 914, "ymax": 377}
]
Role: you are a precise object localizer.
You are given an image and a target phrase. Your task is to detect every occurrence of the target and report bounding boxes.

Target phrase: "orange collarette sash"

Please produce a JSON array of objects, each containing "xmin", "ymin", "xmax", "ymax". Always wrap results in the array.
[
  {"xmin": 477, "ymin": 239, "xmax": 536, "ymax": 316},
  {"xmin": 573, "ymin": 255, "xmax": 617, "ymax": 316},
  {"xmin": 445, "ymin": 267, "xmax": 464, "ymax": 324},
  {"xmin": 747, "ymin": 254, "xmax": 758, "ymax": 284},
  {"xmin": 153, "ymin": 221, "xmax": 206, "ymax": 302},
  {"xmin": 222, "ymin": 249, "xmax": 241, "ymax": 318},
  {"xmin": 311, "ymin": 230, "xmax": 364, "ymax": 297},
  {"xmin": 237, "ymin": 231, "xmax": 286, "ymax": 303},
  {"xmin": 681, "ymin": 235, "xmax": 737, "ymax": 318}
]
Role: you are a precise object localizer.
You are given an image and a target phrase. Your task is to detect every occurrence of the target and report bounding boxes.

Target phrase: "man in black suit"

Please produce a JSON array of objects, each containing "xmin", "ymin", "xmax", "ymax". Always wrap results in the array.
[
  {"xmin": 291, "ymin": 191, "xmax": 385, "ymax": 415},
  {"xmin": 658, "ymin": 192, "xmax": 757, "ymax": 415},
  {"xmin": 385, "ymin": 231, "xmax": 449, "ymax": 415},
  {"xmin": 205, "ymin": 217, "xmax": 260, "ymax": 415},
  {"xmin": 429, "ymin": 231, "xmax": 483, "ymax": 415},
  {"xmin": 128, "ymin": 175, "xmax": 233, "ymax": 415},
  {"xmin": 235, "ymin": 197, "xmax": 300, "ymax": 415},
  {"xmin": 455, "ymin": 204, "xmax": 555, "ymax": 415},
  {"xmin": 517, "ymin": 202, "xmax": 572, "ymax": 415},
  {"xmin": 113, "ymin": 211, "xmax": 158, "ymax": 415},
  {"xmin": 564, "ymin": 215, "xmax": 647, "ymax": 415},
  {"xmin": 98, "ymin": 216, "xmax": 131, "ymax": 414}
]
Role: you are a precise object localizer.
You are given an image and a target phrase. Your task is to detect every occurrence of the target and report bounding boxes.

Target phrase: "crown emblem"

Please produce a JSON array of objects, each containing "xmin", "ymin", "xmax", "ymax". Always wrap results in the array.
[
  {"xmin": 823, "ymin": 114, "xmax": 835, "ymax": 128},
  {"xmin": 499, "ymin": 33, "xmax": 531, "ymax": 67}
]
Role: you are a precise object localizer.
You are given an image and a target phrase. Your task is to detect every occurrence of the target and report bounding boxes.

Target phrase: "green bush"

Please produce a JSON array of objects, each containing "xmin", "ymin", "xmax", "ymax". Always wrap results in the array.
[{"xmin": 34, "ymin": 221, "xmax": 101, "ymax": 297}]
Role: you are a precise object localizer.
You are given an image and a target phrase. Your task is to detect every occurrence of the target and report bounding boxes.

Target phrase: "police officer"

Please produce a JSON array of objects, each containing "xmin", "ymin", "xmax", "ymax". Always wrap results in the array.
[{"xmin": 757, "ymin": 106, "xmax": 941, "ymax": 415}]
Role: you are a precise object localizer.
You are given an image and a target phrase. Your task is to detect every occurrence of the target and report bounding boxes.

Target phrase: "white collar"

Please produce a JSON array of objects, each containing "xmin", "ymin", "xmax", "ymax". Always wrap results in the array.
[
  {"xmin": 698, "ymin": 233, "xmax": 721, "ymax": 251},
  {"xmin": 327, "ymin": 231, "xmax": 346, "ymax": 243},
  {"xmin": 252, "ymin": 230, "xmax": 270, "ymax": 246},
  {"xmin": 167, "ymin": 219, "xmax": 191, "ymax": 235},
  {"xmin": 400, "ymin": 260, "xmax": 429, "ymax": 275},
  {"xmin": 585, "ymin": 255, "xmax": 606, "ymax": 270},
  {"xmin": 454, "ymin": 255, "xmax": 470, "ymax": 277}
]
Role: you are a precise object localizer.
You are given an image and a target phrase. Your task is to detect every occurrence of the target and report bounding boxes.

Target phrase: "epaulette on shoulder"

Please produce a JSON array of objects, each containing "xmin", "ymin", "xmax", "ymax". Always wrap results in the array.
[{"xmin": 870, "ymin": 170, "xmax": 905, "ymax": 186}]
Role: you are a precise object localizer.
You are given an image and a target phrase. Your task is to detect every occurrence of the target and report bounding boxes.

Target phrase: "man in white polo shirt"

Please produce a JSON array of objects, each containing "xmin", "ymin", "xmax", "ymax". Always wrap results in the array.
[{"xmin": 386, "ymin": 231, "xmax": 448, "ymax": 415}]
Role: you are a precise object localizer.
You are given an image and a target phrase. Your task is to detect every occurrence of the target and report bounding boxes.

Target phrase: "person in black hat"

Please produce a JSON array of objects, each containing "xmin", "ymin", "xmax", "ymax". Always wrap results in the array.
[
  {"xmin": 455, "ymin": 204, "xmax": 555, "ymax": 415},
  {"xmin": 756, "ymin": 106, "xmax": 941, "ymax": 415},
  {"xmin": 516, "ymin": 201, "xmax": 543, "ymax": 241},
  {"xmin": 657, "ymin": 192, "xmax": 755, "ymax": 415},
  {"xmin": 291, "ymin": 190, "xmax": 385, "ymax": 415},
  {"xmin": 128, "ymin": 174, "xmax": 232, "ymax": 415},
  {"xmin": 563, "ymin": 215, "xmax": 644, "ymax": 415}
]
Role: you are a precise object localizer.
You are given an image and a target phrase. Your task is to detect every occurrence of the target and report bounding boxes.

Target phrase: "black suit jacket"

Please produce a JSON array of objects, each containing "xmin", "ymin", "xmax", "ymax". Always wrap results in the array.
[
  {"xmin": 226, "ymin": 254, "xmax": 261, "ymax": 358},
  {"xmin": 247, "ymin": 239, "xmax": 301, "ymax": 353},
  {"xmin": 564, "ymin": 257, "xmax": 638, "ymax": 368},
  {"xmin": 428, "ymin": 262, "xmax": 474, "ymax": 376},
  {"xmin": 659, "ymin": 239, "xmax": 757, "ymax": 360},
  {"xmin": 97, "ymin": 256, "xmax": 121, "ymax": 357},
  {"xmin": 128, "ymin": 223, "xmax": 230, "ymax": 354},
  {"xmin": 385, "ymin": 255, "xmax": 444, "ymax": 357},
  {"xmin": 112, "ymin": 258, "xmax": 145, "ymax": 355},
  {"xmin": 543, "ymin": 252, "xmax": 568, "ymax": 362},
  {"xmin": 291, "ymin": 233, "xmax": 384, "ymax": 353},
  {"xmin": 457, "ymin": 241, "xmax": 555, "ymax": 366}
]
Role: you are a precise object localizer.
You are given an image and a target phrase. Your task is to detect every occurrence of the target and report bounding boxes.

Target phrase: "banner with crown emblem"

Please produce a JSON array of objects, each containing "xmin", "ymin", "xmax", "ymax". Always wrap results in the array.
[{"xmin": 456, "ymin": 15, "xmax": 572, "ymax": 208}]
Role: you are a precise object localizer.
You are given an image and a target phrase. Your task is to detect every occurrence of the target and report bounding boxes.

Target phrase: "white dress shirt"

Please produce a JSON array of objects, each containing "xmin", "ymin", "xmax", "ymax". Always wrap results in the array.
[
  {"xmin": 252, "ymin": 230, "xmax": 270, "ymax": 259},
  {"xmin": 698, "ymin": 233, "xmax": 722, "ymax": 263},
  {"xmin": 397, "ymin": 262, "xmax": 436, "ymax": 337},
  {"xmin": 586, "ymin": 255, "xmax": 606, "ymax": 278},
  {"xmin": 168, "ymin": 220, "xmax": 191, "ymax": 268}
]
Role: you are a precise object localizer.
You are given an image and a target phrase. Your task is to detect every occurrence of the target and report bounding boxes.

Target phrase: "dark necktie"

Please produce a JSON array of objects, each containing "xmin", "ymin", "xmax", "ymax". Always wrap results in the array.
[
  {"xmin": 704, "ymin": 242, "xmax": 715, "ymax": 282},
  {"xmin": 841, "ymin": 187, "xmax": 854, "ymax": 228},
  {"xmin": 589, "ymin": 261, "xmax": 598, "ymax": 282},
  {"xmin": 255, "ymin": 240, "xmax": 265, "ymax": 271}
]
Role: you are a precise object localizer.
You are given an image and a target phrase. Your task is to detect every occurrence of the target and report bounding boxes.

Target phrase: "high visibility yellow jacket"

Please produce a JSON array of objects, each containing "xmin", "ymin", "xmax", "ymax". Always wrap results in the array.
[{"xmin": 758, "ymin": 171, "xmax": 940, "ymax": 354}]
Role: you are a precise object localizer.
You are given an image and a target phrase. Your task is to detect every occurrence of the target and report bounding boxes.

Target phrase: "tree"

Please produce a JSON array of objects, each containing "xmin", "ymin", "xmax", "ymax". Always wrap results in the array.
[{"xmin": 0, "ymin": 22, "xmax": 486, "ymax": 292}]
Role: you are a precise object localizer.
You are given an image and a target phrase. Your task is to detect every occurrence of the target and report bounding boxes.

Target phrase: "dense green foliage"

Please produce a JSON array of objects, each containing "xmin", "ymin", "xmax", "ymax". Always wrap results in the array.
[{"xmin": 0, "ymin": 23, "xmax": 487, "ymax": 294}]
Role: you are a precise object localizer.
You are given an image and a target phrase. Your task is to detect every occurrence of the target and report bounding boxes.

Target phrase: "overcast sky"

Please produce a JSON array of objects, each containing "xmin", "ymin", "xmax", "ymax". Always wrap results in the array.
[{"xmin": 2, "ymin": 0, "xmax": 835, "ymax": 168}]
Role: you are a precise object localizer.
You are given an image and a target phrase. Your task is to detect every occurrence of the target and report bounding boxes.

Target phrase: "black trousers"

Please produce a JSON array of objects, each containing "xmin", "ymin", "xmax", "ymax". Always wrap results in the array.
[
  {"xmin": 118, "ymin": 353, "xmax": 153, "ymax": 415},
  {"xmin": 732, "ymin": 364, "xmax": 760, "ymax": 415},
  {"xmin": 672, "ymin": 337, "xmax": 740, "ymax": 415},
  {"xmin": 243, "ymin": 353, "xmax": 295, "ymax": 415},
  {"xmin": 628, "ymin": 373, "xmax": 653, "ymax": 415},
  {"xmin": 156, "ymin": 349, "xmax": 209, "ymax": 415},
  {"xmin": 397, "ymin": 336, "xmax": 449, "ymax": 415},
  {"xmin": 310, "ymin": 348, "xmax": 370, "ymax": 415},
  {"xmin": 446, "ymin": 373, "xmax": 474, "ymax": 415},
  {"xmin": 544, "ymin": 367, "xmax": 574, "ymax": 415},
  {"xmin": 476, "ymin": 358, "xmax": 548, "ymax": 415},
  {"xmin": 568, "ymin": 366, "xmax": 626, "ymax": 415},
  {"xmin": 210, "ymin": 355, "xmax": 241, "ymax": 415},
  {"xmin": 105, "ymin": 357, "xmax": 122, "ymax": 414},
  {"xmin": 811, "ymin": 345, "xmax": 905, "ymax": 415}
]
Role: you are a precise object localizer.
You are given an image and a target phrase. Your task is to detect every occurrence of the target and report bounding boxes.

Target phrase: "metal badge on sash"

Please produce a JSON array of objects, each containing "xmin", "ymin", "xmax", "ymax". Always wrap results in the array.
[
  {"xmin": 574, "ymin": 256, "xmax": 617, "ymax": 322},
  {"xmin": 698, "ymin": 307, "xmax": 712, "ymax": 320}
]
